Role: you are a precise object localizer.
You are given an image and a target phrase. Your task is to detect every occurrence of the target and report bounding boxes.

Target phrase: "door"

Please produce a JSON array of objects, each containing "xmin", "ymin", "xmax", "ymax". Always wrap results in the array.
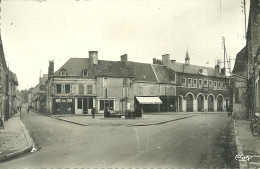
[
  {"xmin": 217, "ymin": 96, "xmax": 223, "ymax": 111},
  {"xmin": 197, "ymin": 95, "xmax": 204, "ymax": 112},
  {"xmin": 83, "ymin": 98, "xmax": 88, "ymax": 114},
  {"xmin": 208, "ymin": 95, "xmax": 214, "ymax": 112},
  {"xmin": 186, "ymin": 94, "xmax": 193, "ymax": 112}
]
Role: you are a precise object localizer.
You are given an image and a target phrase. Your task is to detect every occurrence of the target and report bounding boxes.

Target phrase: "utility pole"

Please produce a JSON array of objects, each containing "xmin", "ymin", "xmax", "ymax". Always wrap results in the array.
[{"xmin": 242, "ymin": 0, "xmax": 247, "ymax": 38}]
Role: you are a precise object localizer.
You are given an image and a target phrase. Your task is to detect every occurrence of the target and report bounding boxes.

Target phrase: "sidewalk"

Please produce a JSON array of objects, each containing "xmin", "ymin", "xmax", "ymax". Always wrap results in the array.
[
  {"xmin": 0, "ymin": 113, "xmax": 33, "ymax": 162},
  {"xmin": 53, "ymin": 112, "xmax": 198, "ymax": 127},
  {"xmin": 234, "ymin": 119, "xmax": 260, "ymax": 168}
]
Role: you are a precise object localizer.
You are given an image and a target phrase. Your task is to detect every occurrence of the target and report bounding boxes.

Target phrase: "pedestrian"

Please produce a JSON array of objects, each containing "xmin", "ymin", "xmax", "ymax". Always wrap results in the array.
[
  {"xmin": 27, "ymin": 106, "xmax": 29, "ymax": 114},
  {"xmin": 91, "ymin": 107, "xmax": 95, "ymax": 119},
  {"xmin": 125, "ymin": 109, "xmax": 128, "ymax": 119},
  {"xmin": 128, "ymin": 109, "xmax": 131, "ymax": 119}
]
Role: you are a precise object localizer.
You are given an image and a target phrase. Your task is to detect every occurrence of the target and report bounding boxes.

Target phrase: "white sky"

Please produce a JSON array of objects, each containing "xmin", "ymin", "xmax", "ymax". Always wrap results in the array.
[{"xmin": 1, "ymin": 0, "xmax": 249, "ymax": 90}]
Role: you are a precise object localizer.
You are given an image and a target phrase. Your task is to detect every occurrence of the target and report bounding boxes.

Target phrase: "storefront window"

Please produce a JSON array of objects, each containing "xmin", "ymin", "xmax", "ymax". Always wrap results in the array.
[
  {"xmin": 100, "ymin": 100, "xmax": 104, "ymax": 110},
  {"xmin": 78, "ymin": 98, "xmax": 82, "ymax": 109}
]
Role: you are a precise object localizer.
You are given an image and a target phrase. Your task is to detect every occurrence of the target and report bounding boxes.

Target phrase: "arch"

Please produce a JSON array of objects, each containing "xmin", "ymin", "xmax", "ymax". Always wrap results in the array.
[
  {"xmin": 186, "ymin": 93, "xmax": 194, "ymax": 112},
  {"xmin": 197, "ymin": 94, "xmax": 204, "ymax": 112},
  {"xmin": 185, "ymin": 92, "xmax": 195, "ymax": 99},
  {"xmin": 208, "ymin": 94, "xmax": 214, "ymax": 112},
  {"xmin": 207, "ymin": 93, "xmax": 215, "ymax": 101},
  {"xmin": 196, "ymin": 93, "xmax": 206, "ymax": 100},
  {"xmin": 217, "ymin": 95, "xmax": 224, "ymax": 111}
]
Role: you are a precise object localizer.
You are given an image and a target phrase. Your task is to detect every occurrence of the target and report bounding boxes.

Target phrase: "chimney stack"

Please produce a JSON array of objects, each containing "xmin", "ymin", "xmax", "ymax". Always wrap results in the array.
[
  {"xmin": 48, "ymin": 60, "xmax": 54, "ymax": 78},
  {"xmin": 89, "ymin": 51, "xmax": 98, "ymax": 68},
  {"xmin": 120, "ymin": 54, "xmax": 128, "ymax": 66},
  {"xmin": 215, "ymin": 64, "xmax": 220, "ymax": 75},
  {"xmin": 162, "ymin": 54, "xmax": 170, "ymax": 68}
]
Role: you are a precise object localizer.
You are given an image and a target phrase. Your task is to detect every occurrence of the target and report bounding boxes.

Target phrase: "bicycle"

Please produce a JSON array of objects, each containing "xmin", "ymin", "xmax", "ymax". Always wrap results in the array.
[
  {"xmin": 0, "ymin": 117, "xmax": 4, "ymax": 129},
  {"xmin": 250, "ymin": 116, "xmax": 260, "ymax": 136}
]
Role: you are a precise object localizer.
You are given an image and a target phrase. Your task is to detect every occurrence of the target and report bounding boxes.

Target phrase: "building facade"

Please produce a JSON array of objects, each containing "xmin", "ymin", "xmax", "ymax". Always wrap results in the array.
[
  {"xmin": 154, "ymin": 52, "xmax": 231, "ymax": 112},
  {"xmin": 232, "ymin": 0, "xmax": 260, "ymax": 119}
]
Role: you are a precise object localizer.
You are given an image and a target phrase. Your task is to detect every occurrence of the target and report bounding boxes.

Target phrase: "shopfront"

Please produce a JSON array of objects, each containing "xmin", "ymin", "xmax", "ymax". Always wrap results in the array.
[
  {"xmin": 52, "ymin": 96, "xmax": 95, "ymax": 115},
  {"xmin": 135, "ymin": 96, "xmax": 162, "ymax": 112}
]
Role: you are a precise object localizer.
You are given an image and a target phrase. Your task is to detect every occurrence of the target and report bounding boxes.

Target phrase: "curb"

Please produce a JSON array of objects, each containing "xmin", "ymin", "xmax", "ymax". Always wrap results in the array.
[
  {"xmin": 53, "ymin": 114, "xmax": 197, "ymax": 127},
  {"xmin": 233, "ymin": 119, "xmax": 248, "ymax": 169},
  {"xmin": 53, "ymin": 117, "xmax": 89, "ymax": 126},
  {"xmin": 0, "ymin": 119, "xmax": 34, "ymax": 162},
  {"xmin": 126, "ymin": 115, "xmax": 197, "ymax": 126}
]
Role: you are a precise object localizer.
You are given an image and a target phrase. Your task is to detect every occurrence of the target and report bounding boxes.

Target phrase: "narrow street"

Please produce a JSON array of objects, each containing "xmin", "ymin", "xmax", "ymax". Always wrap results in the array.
[{"xmin": 1, "ymin": 109, "xmax": 238, "ymax": 168}]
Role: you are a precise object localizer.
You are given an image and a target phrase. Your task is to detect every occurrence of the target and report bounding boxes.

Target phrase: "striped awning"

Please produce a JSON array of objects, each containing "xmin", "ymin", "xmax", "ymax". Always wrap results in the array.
[{"xmin": 136, "ymin": 97, "xmax": 162, "ymax": 104}]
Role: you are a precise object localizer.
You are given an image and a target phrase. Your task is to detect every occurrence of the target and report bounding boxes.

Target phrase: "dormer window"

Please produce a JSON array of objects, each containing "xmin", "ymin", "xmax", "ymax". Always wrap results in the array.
[
  {"xmin": 82, "ymin": 69, "xmax": 88, "ymax": 76},
  {"xmin": 60, "ymin": 68, "xmax": 67, "ymax": 76}
]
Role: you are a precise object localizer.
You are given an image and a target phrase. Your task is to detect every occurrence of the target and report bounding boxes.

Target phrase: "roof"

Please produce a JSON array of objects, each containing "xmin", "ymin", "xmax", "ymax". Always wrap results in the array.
[
  {"xmin": 153, "ymin": 59, "xmax": 223, "ymax": 77},
  {"xmin": 54, "ymin": 58, "xmax": 95, "ymax": 78},
  {"xmin": 232, "ymin": 46, "xmax": 247, "ymax": 76},
  {"xmin": 93, "ymin": 60, "xmax": 133, "ymax": 78},
  {"xmin": 54, "ymin": 58, "xmax": 133, "ymax": 78},
  {"xmin": 152, "ymin": 64, "xmax": 175, "ymax": 83},
  {"xmin": 128, "ymin": 62, "xmax": 158, "ymax": 82}
]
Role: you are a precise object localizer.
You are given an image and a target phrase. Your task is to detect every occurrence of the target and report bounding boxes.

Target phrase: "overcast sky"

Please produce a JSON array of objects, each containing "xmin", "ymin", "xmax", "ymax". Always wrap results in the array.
[{"xmin": 1, "ymin": 0, "xmax": 249, "ymax": 90}]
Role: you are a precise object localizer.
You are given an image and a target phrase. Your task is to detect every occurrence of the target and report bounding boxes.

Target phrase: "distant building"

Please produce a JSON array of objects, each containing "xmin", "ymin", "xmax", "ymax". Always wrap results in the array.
[
  {"xmin": 45, "ymin": 51, "xmax": 177, "ymax": 115},
  {"xmin": 154, "ymin": 51, "xmax": 231, "ymax": 112}
]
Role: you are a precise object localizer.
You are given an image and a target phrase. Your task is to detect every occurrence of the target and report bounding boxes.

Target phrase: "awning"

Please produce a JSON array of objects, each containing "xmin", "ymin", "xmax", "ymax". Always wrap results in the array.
[{"xmin": 136, "ymin": 97, "xmax": 162, "ymax": 104}]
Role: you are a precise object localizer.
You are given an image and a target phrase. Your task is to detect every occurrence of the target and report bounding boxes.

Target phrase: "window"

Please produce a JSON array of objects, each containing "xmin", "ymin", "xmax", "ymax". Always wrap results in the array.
[
  {"xmin": 82, "ymin": 69, "xmax": 88, "ymax": 76},
  {"xmin": 104, "ymin": 88, "xmax": 108, "ymax": 98},
  {"xmin": 123, "ymin": 87, "xmax": 128, "ymax": 97},
  {"xmin": 65, "ymin": 84, "xmax": 70, "ymax": 94},
  {"xmin": 199, "ymin": 79, "xmax": 202, "ymax": 88},
  {"xmin": 193, "ymin": 79, "xmax": 197, "ymax": 87},
  {"xmin": 181, "ymin": 78, "xmax": 186, "ymax": 87},
  {"xmin": 123, "ymin": 78, "xmax": 127, "ymax": 86},
  {"xmin": 78, "ymin": 85, "xmax": 84, "ymax": 94},
  {"xmin": 209, "ymin": 80, "xmax": 212, "ymax": 89},
  {"xmin": 77, "ymin": 98, "xmax": 82, "ymax": 109},
  {"xmin": 214, "ymin": 81, "xmax": 217, "ymax": 89},
  {"xmin": 218, "ymin": 81, "xmax": 222, "ymax": 89},
  {"xmin": 188, "ymin": 78, "xmax": 192, "ymax": 87},
  {"xmin": 60, "ymin": 69, "xmax": 67, "ymax": 76},
  {"xmin": 56, "ymin": 84, "xmax": 61, "ymax": 94},
  {"xmin": 87, "ymin": 85, "xmax": 92, "ymax": 94},
  {"xmin": 204, "ymin": 80, "xmax": 208, "ymax": 87},
  {"xmin": 99, "ymin": 100, "xmax": 114, "ymax": 110}
]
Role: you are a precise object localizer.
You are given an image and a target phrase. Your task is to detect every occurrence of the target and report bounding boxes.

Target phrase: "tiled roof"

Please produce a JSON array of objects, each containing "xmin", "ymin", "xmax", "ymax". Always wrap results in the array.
[
  {"xmin": 93, "ymin": 60, "xmax": 133, "ymax": 78},
  {"xmin": 232, "ymin": 46, "xmax": 247, "ymax": 76},
  {"xmin": 152, "ymin": 65, "xmax": 175, "ymax": 83},
  {"xmin": 54, "ymin": 58, "xmax": 95, "ymax": 78},
  {"xmin": 54, "ymin": 58, "xmax": 133, "ymax": 78},
  {"xmin": 154, "ymin": 59, "xmax": 223, "ymax": 77},
  {"xmin": 128, "ymin": 62, "xmax": 158, "ymax": 82}
]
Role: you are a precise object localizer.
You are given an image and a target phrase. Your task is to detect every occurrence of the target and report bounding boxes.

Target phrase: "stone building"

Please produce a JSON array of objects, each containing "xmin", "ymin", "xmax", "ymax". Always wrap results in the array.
[
  {"xmin": 154, "ymin": 52, "xmax": 231, "ymax": 112},
  {"xmin": 232, "ymin": 0, "xmax": 260, "ymax": 118},
  {"xmin": 45, "ymin": 51, "xmax": 177, "ymax": 115}
]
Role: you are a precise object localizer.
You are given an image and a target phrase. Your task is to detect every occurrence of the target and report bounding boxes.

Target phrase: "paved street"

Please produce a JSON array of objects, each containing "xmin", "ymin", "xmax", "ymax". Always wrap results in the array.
[{"xmin": 1, "ymin": 109, "xmax": 238, "ymax": 168}]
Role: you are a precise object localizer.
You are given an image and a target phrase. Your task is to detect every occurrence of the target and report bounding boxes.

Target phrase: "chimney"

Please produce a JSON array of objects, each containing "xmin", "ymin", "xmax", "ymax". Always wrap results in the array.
[
  {"xmin": 48, "ymin": 60, "xmax": 54, "ymax": 78},
  {"xmin": 162, "ymin": 54, "xmax": 170, "ymax": 68},
  {"xmin": 120, "ymin": 54, "xmax": 128, "ymax": 66},
  {"xmin": 215, "ymin": 64, "xmax": 220, "ymax": 75},
  {"xmin": 89, "ymin": 51, "xmax": 98, "ymax": 68},
  {"xmin": 221, "ymin": 68, "xmax": 225, "ymax": 75}
]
